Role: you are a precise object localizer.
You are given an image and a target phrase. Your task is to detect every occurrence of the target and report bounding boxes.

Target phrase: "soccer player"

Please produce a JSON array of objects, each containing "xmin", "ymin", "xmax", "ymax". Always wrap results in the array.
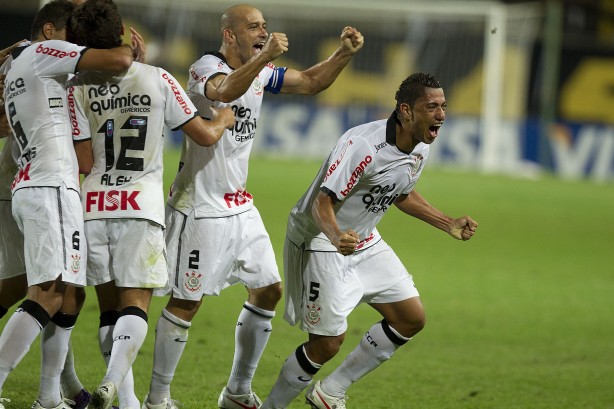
[
  {"xmin": 66, "ymin": 1, "xmax": 235, "ymax": 408},
  {"xmin": 1, "ymin": 40, "xmax": 93, "ymax": 409},
  {"xmin": 0, "ymin": 0, "xmax": 133, "ymax": 407},
  {"xmin": 259, "ymin": 73, "xmax": 479, "ymax": 409},
  {"xmin": 141, "ymin": 4, "xmax": 364, "ymax": 409}
]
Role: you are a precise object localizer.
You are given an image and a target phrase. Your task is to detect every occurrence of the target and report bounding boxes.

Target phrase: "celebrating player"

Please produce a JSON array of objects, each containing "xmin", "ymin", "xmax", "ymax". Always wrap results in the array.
[
  {"xmin": 66, "ymin": 1, "xmax": 235, "ymax": 408},
  {"xmin": 0, "ymin": 0, "xmax": 133, "ymax": 407},
  {"xmin": 259, "ymin": 73, "xmax": 478, "ymax": 409},
  {"xmin": 140, "ymin": 4, "xmax": 364, "ymax": 409}
]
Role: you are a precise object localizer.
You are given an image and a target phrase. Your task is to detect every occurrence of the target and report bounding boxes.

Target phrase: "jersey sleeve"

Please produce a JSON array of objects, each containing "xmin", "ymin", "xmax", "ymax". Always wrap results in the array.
[
  {"xmin": 67, "ymin": 81, "xmax": 91, "ymax": 142},
  {"xmin": 320, "ymin": 136, "xmax": 375, "ymax": 201},
  {"xmin": 159, "ymin": 68, "xmax": 198, "ymax": 131},
  {"xmin": 187, "ymin": 54, "xmax": 230, "ymax": 99},
  {"xmin": 32, "ymin": 40, "xmax": 86, "ymax": 77}
]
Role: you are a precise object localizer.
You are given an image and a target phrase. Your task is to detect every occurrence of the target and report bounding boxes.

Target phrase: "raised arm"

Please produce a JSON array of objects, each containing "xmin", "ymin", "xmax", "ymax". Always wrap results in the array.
[
  {"xmin": 312, "ymin": 190, "xmax": 359, "ymax": 255},
  {"xmin": 395, "ymin": 190, "xmax": 478, "ymax": 241},
  {"xmin": 206, "ymin": 33, "xmax": 288, "ymax": 103},
  {"xmin": 181, "ymin": 106, "xmax": 235, "ymax": 147},
  {"xmin": 281, "ymin": 26, "xmax": 364, "ymax": 95},
  {"xmin": 77, "ymin": 44, "xmax": 133, "ymax": 74}
]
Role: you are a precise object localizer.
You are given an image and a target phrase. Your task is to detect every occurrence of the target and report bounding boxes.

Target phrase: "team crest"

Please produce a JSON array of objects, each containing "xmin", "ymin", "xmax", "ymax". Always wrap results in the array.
[
  {"xmin": 70, "ymin": 253, "xmax": 81, "ymax": 273},
  {"xmin": 305, "ymin": 303, "xmax": 321, "ymax": 325},
  {"xmin": 409, "ymin": 154, "xmax": 424, "ymax": 177},
  {"xmin": 252, "ymin": 77, "xmax": 263, "ymax": 96},
  {"xmin": 184, "ymin": 271, "xmax": 202, "ymax": 292}
]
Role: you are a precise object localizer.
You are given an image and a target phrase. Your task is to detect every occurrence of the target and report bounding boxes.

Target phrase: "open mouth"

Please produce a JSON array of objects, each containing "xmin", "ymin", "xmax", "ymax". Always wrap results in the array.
[
  {"xmin": 253, "ymin": 42, "xmax": 265, "ymax": 54},
  {"xmin": 429, "ymin": 123, "xmax": 442, "ymax": 138}
]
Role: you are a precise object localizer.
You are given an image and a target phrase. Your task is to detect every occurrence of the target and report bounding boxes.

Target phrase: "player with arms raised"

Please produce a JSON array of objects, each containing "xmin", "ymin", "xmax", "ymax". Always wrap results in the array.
[
  {"xmin": 141, "ymin": 4, "xmax": 364, "ymax": 409},
  {"xmin": 260, "ymin": 73, "xmax": 478, "ymax": 409}
]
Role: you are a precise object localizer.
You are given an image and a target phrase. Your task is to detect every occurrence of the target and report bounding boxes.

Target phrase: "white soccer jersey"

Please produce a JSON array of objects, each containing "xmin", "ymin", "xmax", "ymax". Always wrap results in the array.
[
  {"xmin": 287, "ymin": 113, "xmax": 430, "ymax": 252},
  {"xmin": 69, "ymin": 62, "xmax": 198, "ymax": 226},
  {"xmin": 167, "ymin": 52, "xmax": 286, "ymax": 218},
  {"xmin": 3, "ymin": 40, "xmax": 86, "ymax": 193}
]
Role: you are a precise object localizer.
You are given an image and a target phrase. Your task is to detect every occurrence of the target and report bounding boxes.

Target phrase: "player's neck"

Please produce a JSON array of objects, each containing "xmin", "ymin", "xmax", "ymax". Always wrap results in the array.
[{"xmin": 395, "ymin": 125, "xmax": 417, "ymax": 154}]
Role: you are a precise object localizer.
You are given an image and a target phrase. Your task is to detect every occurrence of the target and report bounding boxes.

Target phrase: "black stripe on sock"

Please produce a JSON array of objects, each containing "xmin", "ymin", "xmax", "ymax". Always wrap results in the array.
[
  {"xmin": 381, "ymin": 319, "xmax": 408, "ymax": 346},
  {"xmin": 295, "ymin": 344, "xmax": 319, "ymax": 375},
  {"xmin": 242, "ymin": 303, "xmax": 272, "ymax": 319},
  {"xmin": 18, "ymin": 299, "xmax": 51, "ymax": 328},
  {"xmin": 99, "ymin": 310, "xmax": 120, "ymax": 328},
  {"xmin": 51, "ymin": 311, "xmax": 78, "ymax": 329},
  {"xmin": 120, "ymin": 306, "xmax": 148, "ymax": 323}
]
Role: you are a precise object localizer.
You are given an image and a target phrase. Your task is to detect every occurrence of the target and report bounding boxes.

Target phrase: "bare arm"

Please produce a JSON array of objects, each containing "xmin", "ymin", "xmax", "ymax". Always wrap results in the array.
[
  {"xmin": 73, "ymin": 139, "xmax": 94, "ymax": 175},
  {"xmin": 206, "ymin": 33, "xmax": 288, "ymax": 103},
  {"xmin": 395, "ymin": 190, "xmax": 478, "ymax": 241},
  {"xmin": 0, "ymin": 39, "xmax": 26, "ymax": 65},
  {"xmin": 181, "ymin": 106, "xmax": 235, "ymax": 147},
  {"xmin": 77, "ymin": 45, "xmax": 133, "ymax": 74},
  {"xmin": 281, "ymin": 26, "xmax": 364, "ymax": 95},
  {"xmin": 312, "ymin": 190, "xmax": 359, "ymax": 255}
]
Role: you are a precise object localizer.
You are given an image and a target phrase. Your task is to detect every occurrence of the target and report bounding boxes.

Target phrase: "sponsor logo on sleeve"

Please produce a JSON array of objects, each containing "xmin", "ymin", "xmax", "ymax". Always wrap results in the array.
[
  {"xmin": 35, "ymin": 43, "xmax": 78, "ymax": 59},
  {"xmin": 48, "ymin": 97, "xmax": 63, "ymax": 108},
  {"xmin": 340, "ymin": 155, "xmax": 372, "ymax": 197},
  {"xmin": 162, "ymin": 72, "xmax": 193, "ymax": 115}
]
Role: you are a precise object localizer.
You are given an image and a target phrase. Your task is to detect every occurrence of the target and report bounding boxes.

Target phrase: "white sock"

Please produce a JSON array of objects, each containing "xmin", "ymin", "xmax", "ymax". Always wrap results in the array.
[
  {"xmin": 98, "ymin": 317, "xmax": 140, "ymax": 409},
  {"xmin": 61, "ymin": 340, "xmax": 85, "ymax": 397},
  {"xmin": 38, "ymin": 322, "xmax": 71, "ymax": 407},
  {"xmin": 261, "ymin": 345, "xmax": 319, "ymax": 409},
  {"xmin": 227, "ymin": 303, "xmax": 275, "ymax": 395},
  {"xmin": 321, "ymin": 321, "xmax": 409, "ymax": 397},
  {"xmin": 103, "ymin": 308, "xmax": 148, "ymax": 389},
  {"xmin": 0, "ymin": 301, "xmax": 48, "ymax": 389},
  {"xmin": 147, "ymin": 308, "xmax": 190, "ymax": 405}
]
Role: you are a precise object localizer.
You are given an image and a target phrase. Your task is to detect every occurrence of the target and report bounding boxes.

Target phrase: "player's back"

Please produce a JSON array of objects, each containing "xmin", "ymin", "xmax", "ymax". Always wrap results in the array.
[{"xmin": 70, "ymin": 62, "xmax": 197, "ymax": 226}]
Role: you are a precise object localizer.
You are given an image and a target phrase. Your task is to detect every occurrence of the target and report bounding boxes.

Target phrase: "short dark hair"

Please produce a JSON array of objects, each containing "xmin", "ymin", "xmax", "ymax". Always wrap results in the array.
[
  {"xmin": 395, "ymin": 73, "xmax": 442, "ymax": 111},
  {"xmin": 30, "ymin": 0, "xmax": 75, "ymax": 40},
  {"xmin": 70, "ymin": 0, "xmax": 123, "ymax": 49}
]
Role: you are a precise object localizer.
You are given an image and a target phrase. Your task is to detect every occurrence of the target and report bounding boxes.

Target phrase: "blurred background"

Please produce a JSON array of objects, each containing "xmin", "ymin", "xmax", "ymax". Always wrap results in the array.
[{"xmin": 2, "ymin": 0, "xmax": 613, "ymax": 182}]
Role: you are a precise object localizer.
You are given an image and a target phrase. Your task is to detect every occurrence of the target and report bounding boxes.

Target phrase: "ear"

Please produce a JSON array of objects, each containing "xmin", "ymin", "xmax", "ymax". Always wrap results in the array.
[
  {"xmin": 120, "ymin": 24, "xmax": 125, "ymax": 36},
  {"xmin": 223, "ymin": 29, "xmax": 235, "ymax": 42},
  {"xmin": 42, "ymin": 22, "xmax": 55, "ymax": 41},
  {"xmin": 399, "ymin": 103, "xmax": 413, "ymax": 122}
]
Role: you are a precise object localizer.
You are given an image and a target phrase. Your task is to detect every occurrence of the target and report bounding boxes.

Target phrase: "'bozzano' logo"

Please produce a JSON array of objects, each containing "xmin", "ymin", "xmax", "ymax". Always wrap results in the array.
[{"xmin": 36, "ymin": 43, "xmax": 78, "ymax": 58}]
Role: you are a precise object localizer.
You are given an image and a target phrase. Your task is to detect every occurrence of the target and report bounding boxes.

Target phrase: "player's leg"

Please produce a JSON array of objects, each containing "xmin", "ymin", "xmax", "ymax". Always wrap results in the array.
[
  {"xmin": 5, "ymin": 186, "xmax": 86, "ymax": 407},
  {"xmin": 261, "ymin": 246, "xmax": 358, "ymax": 409},
  {"xmin": 0, "ymin": 198, "xmax": 28, "ymax": 318},
  {"xmin": 317, "ymin": 241, "xmax": 424, "ymax": 403},
  {"xmin": 39, "ymin": 286, "xmax": 83, "ymax": 408},
  {"xmin": 219, "ymin": 208, "xmax": 281, "ymax": 409},
  {"xmin": 0, "ymin": 275, "xmax": 27, "ymax": 319},
  {"xmin": 94, "ymin": 282, "xmax": 138, "ymax": 409},
  {"xmin": 91, "ymin": 219, "xmax": 164, "ymax": 409},
  {"xmin": 92, "ymin": 287, "xmax": 152, "ymax": 408},
  {"xmin": 143, "ymin": 208, "xmax": 204, "ymax": 408},
  {"xmin": 143, "ymin": 295, "xmax": 200, "ymax": 408}
]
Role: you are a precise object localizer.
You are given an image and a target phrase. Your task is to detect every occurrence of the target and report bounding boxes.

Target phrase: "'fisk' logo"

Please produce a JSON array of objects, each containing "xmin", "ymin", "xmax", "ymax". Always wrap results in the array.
[
  {"xmin": 223, "ymin": 189, "xmax": 253, "ymax": 208},
  {"xmin": 36, "ymin": 43, "xmax": 78, "ymax": 59},
  {"xmin": 85, "ymin": 190, "xmax": 141, "ymax": 212}
]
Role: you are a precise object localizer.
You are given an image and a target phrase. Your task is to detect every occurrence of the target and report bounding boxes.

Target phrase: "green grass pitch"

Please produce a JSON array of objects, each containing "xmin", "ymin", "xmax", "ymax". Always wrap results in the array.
[{"xmin": 1, "ymin": 150, "xmax": 613, "ymax": 408}]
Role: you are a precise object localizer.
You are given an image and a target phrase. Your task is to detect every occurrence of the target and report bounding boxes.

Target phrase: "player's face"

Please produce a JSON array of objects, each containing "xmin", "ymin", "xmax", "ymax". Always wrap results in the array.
[
  {"xmin": 232, "ymin": 9, "xmax": 268, "ymax": 63},
  {"xmin": 409, "ymin": 87, "xmax": 446, "ymax": 145}
]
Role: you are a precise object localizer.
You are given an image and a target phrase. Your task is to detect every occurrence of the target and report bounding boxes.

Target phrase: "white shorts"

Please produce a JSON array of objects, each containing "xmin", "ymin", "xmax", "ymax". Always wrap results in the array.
[
  {"xmin": 284, "ymin": 238, "xmax": 419, "ymax": 336},
  {"xmin": 11, "ymin": 185, "xmax": 86, "ymax": 286},
  {"xmin": 0, "ymin": 200, "xmax": 25, "ymax": 279},
  {"xmin": 165, "ymin": 205, "xmax": 281, "ymax": 300},
  {"xmin": 85, "ymin": 218, "xmax": 167, "ymax": 288}
]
